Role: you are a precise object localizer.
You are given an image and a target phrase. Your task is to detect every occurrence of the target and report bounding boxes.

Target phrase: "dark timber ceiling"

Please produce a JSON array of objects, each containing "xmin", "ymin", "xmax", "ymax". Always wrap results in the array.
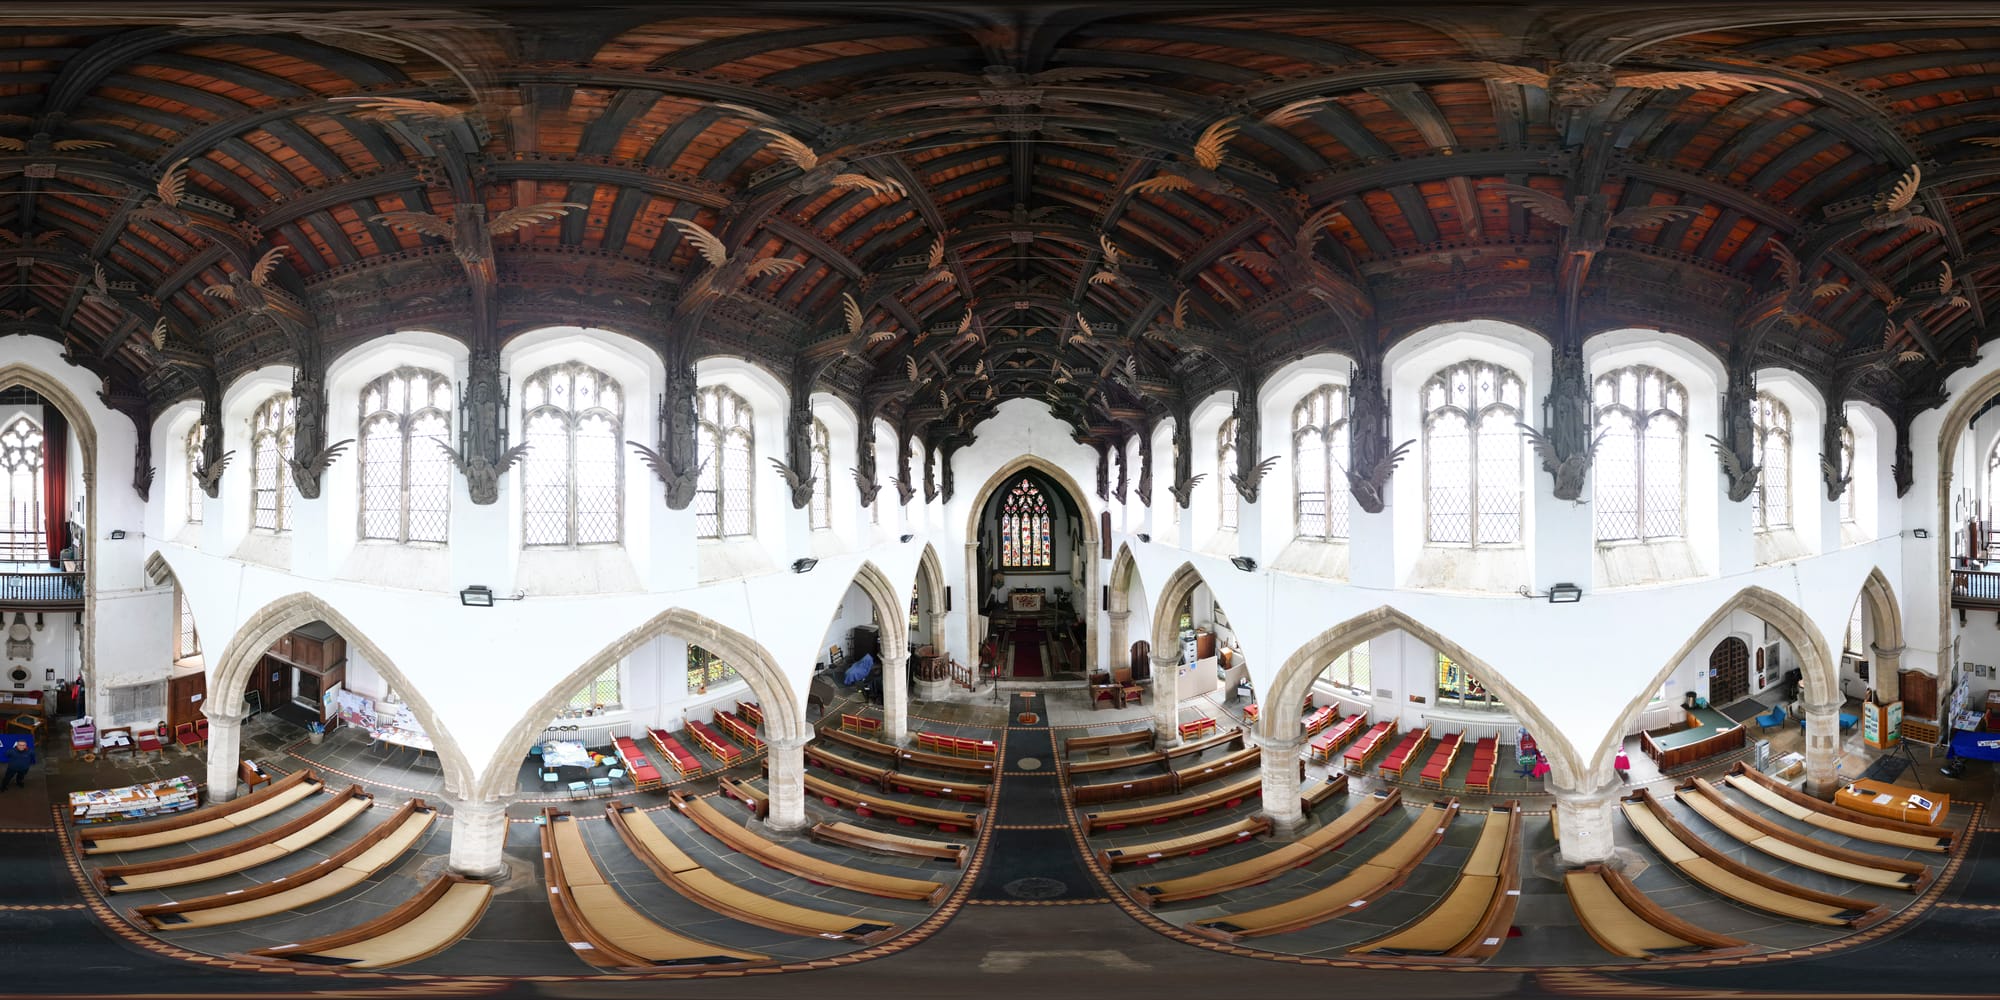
[{"xmin": 6, "ymin": 3, "xmax": 2000, "ymax": 442}]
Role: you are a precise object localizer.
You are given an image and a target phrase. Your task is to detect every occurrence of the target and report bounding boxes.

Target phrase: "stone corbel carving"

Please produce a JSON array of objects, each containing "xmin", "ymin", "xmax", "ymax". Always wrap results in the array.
[
  {"xmin": 1820, "ymin": 384, "xmax": 1850, "ymax": 503},
  {"xmin": 1167, "ymin": 393, "xmax": 1202, "ymax": 508},
  {"xmin": 851, "ymin": 403, "xmax": 880, "ymax": 508},
  {"xmin": 1136, "ymin": 423, "xmax": 1153, "ymax": 507},
  {"xmin": 1227, "ymin": 380, "xmax": 1278, "ymax": 504},
  {"xmin": 893, "ymin": 429, "xmax": 915, "ymax": 505},
  {"xmin": 285, "ymin": 360, "xmax": 353, "ymax": 500},
  {"xmin": 630, "ymin": 348, "xmax": 702, "ymax": 509},
  {"xmin": 439, "ymin": 347, "xmax": 527, "ymax": 505},
  {"xmin": 1113, "ymin": 435, "xmax": 1129, "ymax": 504},
  {"xmin": 1343, "ymin": 354, "xmax": 1413, "ymax": 513},
  {"xmin": 1095, "ymin": 439, "xmax": 1110, "ymax": 502},
  {"xmin": 1706, "ymin": 348, "xmax": 1760, "ymax": 503},
  {"xmin": 772, "ymin": 365, "xmax": 818, "ymax": 509},
  {"xmin": 1518, "ymin": 345, "xmax": 1601, "ymax": 501},
  {"xmin": 1892, "ymin": 409, "xmax": 1915, "ymax": 498}
]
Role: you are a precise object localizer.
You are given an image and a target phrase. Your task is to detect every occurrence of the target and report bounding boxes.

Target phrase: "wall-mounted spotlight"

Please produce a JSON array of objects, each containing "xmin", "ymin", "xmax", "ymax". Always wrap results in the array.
[
  {"xmin": 108, "ymin": 530, "xmax": 127, "ymax": 540},
  {"xmin": 792, "ymin": 557, "xmax": 819, "ymax": 574},
  {"xmin": 1230, "ymin": 556, "xmax": 1257, "ymax": 572},
  {"xmin": 1547, "ymin": 582, "xmax": 1583, "ymax": 604},
  {"xmin": 1136, "ymin": 533, "xmax": 1151, "ymax": 543},
  {"xmin": 459, "ymin": 585, "xmax": 526, "ymax": 607},
  {"xmin": 1913, "ymin": 528, "xmax": 1931, "ymax": 539},
  {"xmin": 899, "ymin": 533, "xmax": 915, "ymax": 543}
]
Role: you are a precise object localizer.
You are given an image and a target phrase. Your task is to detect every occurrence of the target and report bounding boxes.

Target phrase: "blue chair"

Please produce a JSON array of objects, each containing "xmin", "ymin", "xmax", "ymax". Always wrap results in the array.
[
  {"xmin": 540, "ymin": 770, "xmax": 559, "ymax": 789},
  {"xmin": 1755, "ymin": 703, "xmax": 1787, "ymax": 730},
  {"xmin": 566, "ymin": 780, "xmax": 589, "ymax": 797},
  {"xmin": 606, "ymin": 767, "xmax": 626, "ymax": 784}
]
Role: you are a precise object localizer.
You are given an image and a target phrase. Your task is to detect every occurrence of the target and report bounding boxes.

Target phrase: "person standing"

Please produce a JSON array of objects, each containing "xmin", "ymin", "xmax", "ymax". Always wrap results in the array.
[{"xmin": 1, "ymin": 740, "xmax": 35, "ymax": 791}]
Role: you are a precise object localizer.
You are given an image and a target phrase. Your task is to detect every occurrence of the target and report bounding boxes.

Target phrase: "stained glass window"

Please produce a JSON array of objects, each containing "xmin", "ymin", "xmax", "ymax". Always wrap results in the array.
[
  {"xmin": 1000, "ymin": 477, "xmax": 1052, "ymax": 569},
  {"xmin": 1292, "ymin": 384, "xmax": 1350, "ymax": 539},
  {"xmin": 1319, "ymin": 643, "xmax": 1370, "ymax": 694},
  {"xmin": 1593, "ymin": 365, "xmax": 1687, "ymax": 542},
  {"xmin": 687, "ymin": 644, "xmax": 736, "ymax": 692},
  {"xmin": 184, "ymin": 422, "xmax": 205, "ymax": 524},
  {"xmin": 1422, "ymin": 361, "xmax": 1523, "ymax": 545},
  {"xmin": 175, "ymin": 587, "xmax": 200, "ymax": 660},
  {"xmin": 0, "ymin": 416, "xmax": 43, "ymax": 558},
  {"xmin": 567, "ymin": 663, "xmax": 621, "ymax": 710},
  {"xmin": 1436, "ymin": 651, "xmax": 1503, "ymax": 709},
  {"xmin": 1751, "ymin": 392, "xmax": 1790, "ymax": 531},
  {"xmin": 358, "ymin": 367, "xmax": 452, "ymax": 544},
  {"xmin": 810, "ymin": 418, "xmax": 832, "ymax": 530},
  {"xmin": 1838, "ymin": 424, "xmax": 1856, "ymax": 524},
  {"xmin": 250, "ymin": 393, "xmax": 295, "ymax": 533},
  {"xmin": 521, "ymin": 362, "xmax": 623, "ymax": 546},
  {"xmin": 695, "ymin": 385, "xmax": 754, "ymax": 538},
  {"xmin": 1217, "ymin": 416, "xmax": 1239, "ymax": 530}
]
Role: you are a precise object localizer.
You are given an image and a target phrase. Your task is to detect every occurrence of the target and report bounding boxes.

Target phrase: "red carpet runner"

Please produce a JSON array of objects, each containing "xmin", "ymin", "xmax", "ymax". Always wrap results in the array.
[{"xmin": 1010, "ymin": 623, "xmax": 1045, "ymax": 678}]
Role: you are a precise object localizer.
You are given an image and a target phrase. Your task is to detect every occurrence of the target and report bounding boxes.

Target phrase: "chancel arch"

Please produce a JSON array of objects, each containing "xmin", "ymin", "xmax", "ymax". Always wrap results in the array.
[{"xmin": 963, "ymin": 456, "xmax": 1097, "ymax": 678}]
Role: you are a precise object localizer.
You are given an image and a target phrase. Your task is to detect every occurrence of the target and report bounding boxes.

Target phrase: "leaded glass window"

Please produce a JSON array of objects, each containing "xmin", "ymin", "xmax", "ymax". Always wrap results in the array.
[
  {"xmin": 1, "ymin": 416, "xmax": 43, "ymax": 557},
  {"xmin": 175, "ymin": 588, "xmax": 200, "ymax": 660},
  {"xmin": 1422, "ymin": 361, "xmax": 1524, "ymax": 545},
  {"xmin": 810, "ymin": 418, "xmax": 832, "ymax": 530},
  {"xmin": 567, "ymin": 663, "xmax": 621, "ymax": 710},
  {"xmin": 1292, "ymin": 384, "xmax": 1350, "ymax": 539},
  {"xmin": 184, "ymin": 422, "xmax": 205, "ymax": 524},
  {"xmin": 695, "ymin": 385, "xmax": 753, "ymax": 538},
  {"xmin": 521, "ymin": 363, "xmax": 623, "ymax": 546},
  {"xmin": 1593, "ymin": 365, "xmax": 1687, "ymax": 542},
  {"xmin": 1751, "ymin": 393, "xmax": 1790, "ymax": 531},
  {"xmin": 250, "ymin": 393, "xmax": 295, "ymax": 533},
  {"xmin": 1319, "ymin": 643, "xmax": 1370, "ymax": 694},
  {"xmin": 1217, "ymin": 416, "xmax": 1239, "ymax": 530},
  {"xmin": 688, "ymin": 644, "xmax": 736, "ymax": 692},
  {"xmin": 358, "ymin": 367, "xmax": 452, "ymax": 544},
  {"xmin": 1838, "ymin": 424, "xmax": 1856, "ymax": 524},
  {"xmin": 1436, "ymin": 651, "xmax": 1502, "ymax": 709},
  {"xmin": 1845, "ymin": 597, "xmax": 1865, "ymax": 656},
  {"xmin": 999, "ymin": 477, "xmax": 1051, "ymax": 569}
]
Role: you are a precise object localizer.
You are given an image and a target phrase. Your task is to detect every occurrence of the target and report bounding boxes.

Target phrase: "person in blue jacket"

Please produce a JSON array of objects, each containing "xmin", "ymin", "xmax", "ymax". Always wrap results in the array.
[{"xmin": 1, "ymin": 739, "xmax": 35, "ymax": 791}]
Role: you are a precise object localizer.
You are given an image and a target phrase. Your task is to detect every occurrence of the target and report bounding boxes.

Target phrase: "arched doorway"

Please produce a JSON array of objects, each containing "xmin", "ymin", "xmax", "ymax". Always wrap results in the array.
[
  {"xmin": 966, "ymin": 462, "xmax": 1094, "ymax": 679},
  {"xmin": 0, "ymin": 364, "xmax": 101, "ymax": 716},
  {"xmin": 1709, "ymin": 636, "xmax": 1751, "ymax": 706}
]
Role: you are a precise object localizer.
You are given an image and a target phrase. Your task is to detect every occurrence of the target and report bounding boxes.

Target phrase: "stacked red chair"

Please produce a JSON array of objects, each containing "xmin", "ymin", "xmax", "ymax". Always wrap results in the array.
[
  {"xmin": 1342, "ymin": 721, "xmax": 1396, "ymax": 770},
  {"xmin": 1418, "ymin": 732, "xmax": 1463, "ymax": 789},
  {"xmin": 1310, "ymin": 713, "xmax": 1367, "ymax": 763},
  {"xmin": 1378, "ymin": 726, "xmax": 1431, "ymax": 780},
  {"xmin": 686, "ymin": 720, "xmax": 743, "ymax": 767},
  {"xmin": 648, "ymin": 728, "xmax": 703, "ymax": 777},
  {"xmin": 1465, "ymin": 736, "xmax": 1499, "ymax": 793},
  {"xmin": 613, "ymin": 735, "xmax": 664, "ymax": 790}
]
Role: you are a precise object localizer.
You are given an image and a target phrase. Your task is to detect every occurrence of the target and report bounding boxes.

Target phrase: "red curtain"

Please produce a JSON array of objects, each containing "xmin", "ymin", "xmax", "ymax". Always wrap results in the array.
[{"xmin": 42, "ymin": 405, "xmax": 65, "ymax": 567}]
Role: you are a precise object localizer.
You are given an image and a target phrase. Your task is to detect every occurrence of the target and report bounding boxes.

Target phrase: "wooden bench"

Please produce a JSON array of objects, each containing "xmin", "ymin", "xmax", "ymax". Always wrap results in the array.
[
  {"xmin": 1342, "ymin": 721, "xmax": 1396, "ymax": 770},
  {"xmin": 607, "ymin": 801, "xmax": 896, "ymax": 943},
  {"xmin": 134, "ymin": 799, "xmax": 436, "ymax": 930},
  {"xmin": 1300, "ymin": 773, "xmax": 1349, "ymax": 814},
  {"xmin": 540, "ymin": 808, "xmax": 763, "ymax": 968},
  {"xmin": 1350, "ymin": 801, "xmax": 1522, "ymax": 962},
  {"xmin": 674, "ymin": 791, "xmax": 949, "ymax": 903},
  {"xmin": 1171, "ymin": 745, "xmax": 1262, "ymax": 790},
  {"xmin": 817, "ymin": 726, "xmax": 997, "ymax": 778},
  {"xmin": 1564, "ymin": 863, "xmax": 1752, "ymax": 960},
  {"xmin": 247, "ymin": 874, "xmax": 491, "ymax": 968},
  {"xmin": 1464, "ymin": 737, "xmax": 1498, "ymax": 794},
  {"xmin": 1418, "ymin": 732, "xmax": 1463, "ymax": 789},
  {"xmin": 1065, "ymin": 728, "xmax": 1154, "ymax": 756},
  {"xmin": 686, "ymin": 720, "xmax": 744, "ymax": 767},
  {"xmin": 83, "ymin": 769, "xmax": 320, "ymax": 854},
  {"xmin": 1135, "ymin": 789, "xmax": 1403, "ymax": 907},
  {"xmin": 649, "ymin": 728, "xmax": 703, "ymax": 777},
  {"xmin": 883, "ymin": 769, "xmax": 990, "ymax": 803},
  {"xmin": 1309, "ymin": 713, "xmax": 1368, "ymax": 763},
  {"xmin": 1727, "ymin": 763, "xmax": 1952, "ymax": 852},
  {"xmin": 840, "ymin": 712, "xmax": 881, "ymax": 736},
  {"xmin": 805, "ymin": 743, "xmax": 892, "ymax": 786},
  {"xmin": 1378, "ymin": 725, "xmax": 1431, "ymax": 780},
  {"xmin": 1190, "ymin": 798, "xmax": 1460, "ymax": 942},
  {"xmin": 1178, "ymin": 716, "xmax": 1218, "ymax": 741},
  {"xmin": 1675, "ymin": 777, "xmax": 1931, "ymax": 891},
  {"xmin": 98, "ymin": 786, "xmax": 374, "ymax": 893},
  {"xmin": 802, "ymin": 771, "xmax": 982, "ymax": 834},
  {"xmin": 1619, "ymin": 788, "xmax": 1884, "ymax": 928},
  {"xmin": 1163, "ymin": 726, "xmax": 1248, "ymax": 764},
  {"xmin": 1081, "ymin": 774, "xmax": 1264, "ymax": 834},
  {"xmin": 1095, "ymin": 815, "xmax": 1272, "ymax": 869},
  {"xmin": 736, "ymin": 701, "xmax": 763, "ymax": 728},
  {"xmin": 811, "ymin": 820, "xmax": 969, "ymax": 868},
  {"xmin": 716, "ymin": 774, "xmax": 768, "ymax": 818},
  {"xmin": 714, "ymin": 710, "xmax": 765, "ymax": 753},
  {"xmin": 612, "ymin": 736, "xmax": 663, "ymax": 791},
  {"xmin": 1071, "ymin": 770, "xmax": 1179, "ymax": 806},
  {"xmin": 1066, "ymin": 749, "xmax": 1167, "ymax": 776},
  {"xmin": 1301, "ymin": 704, "xmax": 1337, "ymax": 736}
]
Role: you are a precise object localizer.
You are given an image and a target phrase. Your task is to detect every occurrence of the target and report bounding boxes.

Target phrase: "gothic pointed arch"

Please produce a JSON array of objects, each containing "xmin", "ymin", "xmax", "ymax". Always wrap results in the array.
[{"xmin": 961, "ymin": 456, "xmax": 1098, "ymax": 671}]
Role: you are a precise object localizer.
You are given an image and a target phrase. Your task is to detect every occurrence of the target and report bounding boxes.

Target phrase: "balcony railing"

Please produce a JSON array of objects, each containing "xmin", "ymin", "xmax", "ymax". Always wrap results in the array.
[{"xmin": 0, "ymin": 563, "xmax": 85, "ymax": 609}]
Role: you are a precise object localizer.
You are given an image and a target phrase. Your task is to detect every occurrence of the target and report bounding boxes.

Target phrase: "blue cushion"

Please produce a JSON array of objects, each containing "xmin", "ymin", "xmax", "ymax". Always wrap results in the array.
[{"xmin": 567, "ymin": 781, "xmax": 588, "ymax": 793}]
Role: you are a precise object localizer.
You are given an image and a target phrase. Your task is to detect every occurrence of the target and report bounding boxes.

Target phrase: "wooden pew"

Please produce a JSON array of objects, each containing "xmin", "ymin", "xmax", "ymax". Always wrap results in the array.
[
  {"xmin": 1080, "ymin": 774, "xmax": 1265, "ymax": 834},
  {"xmin": 1342, "ymin": 721, "xmax": 1396, "ymax": 770},
  {"xmin": 98, "ymin": 786, "xmax": 374, "ymax": 893},
  {"xmin": 802, "ymin": 771, "xmax": 982, "ymax": 834},
  {"xmin": 1300, "ymin": 773, "xmax": 1350, "ymax": 814},
  {"xmin": 1071, "ymin": 770, "xmax": 1178, "ymax": 806},
  {"xmin": 716, "ymin": 775, "xmax": 768, "ymax": 818},
  {"xmin": 1564, "ymin": 863, "xmax": 1752, "ymax": 960},
  {"xmin": 883, "ymin": 769, "xmax": 990, "ymax": 803},
  {"xmin": 1065, "ymin": 728, "xmax": 1154, "ymax": 756},
  {"xmin": 811, "ymin": 821, "xmax": 969, "ymax": 868},
  {"xmin": 1675, "ymin": 777, "xmax": 1931, "ymax": 891},
  {"xmin": 82, "ymin": 769, "xmax": 320, "ymax": 854},
  {"xmin": 1190, "ymin": 799, "xmax": 1460, "ymax": 942},
  {"xmin": 816, "ymin": 726, "xmax": 996, "ymax": 779},
  {"xmin": 1095, "ymin": 815, "xmax": 1272, "ymax": 869},
  {"xmin": 714, "ymin": 710, "xmax": 765, "ymax": 753},
  {"xmin": 1301, "ymin": 704, "xmax": 1338, "ymax": 736},
  {"xmin": 1162, "ymin": 726, "xmax": 1248, "ymax": 764},
  {"xmin": 539, "ymin": 808, "xmax": 762, "ymax": 969},
  {"xmin": 1378, "ymin": 725, "xmax": 1431, "ymax": 780},
  {"xmin": 1349, "ymin": 801, "xmax": 1523, "ymax": 962},
  {"xmin": 606, "ymin": 801, "xmax": 896, "ymax": 943},
  {"xmin": 674, "ymin": 791, "xmax": 949, "ymax": 903},
  {"xmin": 134, "ymin": 799, "xmax": 436, "ymax": 930},
  {"xmin": 1464, "ymin": 737, "xmax": 1498, "ymax": 794},
  {"xmin": 1135, "ymin": 789, "xmax": 1402, "ymax": 907},
  {"xmin": 612, "ymin": 736, "xmax": 663, "ymax": 791},
  {"xmin": 1066, "ymin": 749, "xmax": 1167, "ymax": 776},
  {"xmin": 1309, "ymin": 714, "xmax": 1367, "ymax": 764},
  {"xmin": 1073, "ymin": 727, "xmax": 1245, "ymax": 779},
  {"xmin": 247, "ymin": 874, "xmax": 491, "ymax": 968},
  {"xmin": 1727, "ymin": 763, "xmax": 1952, "ymax": 852},
  {"xmin": 736, "ymin": 700, "xmax": 764, "ymax": 729},
  {"xmin": 1619, "ymin": 788, "xmax": 1884, "ymax": 928},
  {"xmin": 1419, "ymin": 732, "xmax": 1463, "ymax": 789},
  {"xmin": 805, "ymin": 743, "xmax": 891, "ymax": 786},
  {"xmin": 1171, "ymin": 745, "xmax": 1261, "ymax": 790},
  {"xmin": 687, "ymin": 719, "xmax": 745, "ymax": 767},
  {"xmin": 649, "ymin": 728, "xmax": 703, "ymax": 777}
]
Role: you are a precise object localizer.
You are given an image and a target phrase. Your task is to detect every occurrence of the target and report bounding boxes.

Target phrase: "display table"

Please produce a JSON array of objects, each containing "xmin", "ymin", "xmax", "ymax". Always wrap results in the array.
[
  {"xmin": 0, "ymin": 690, "xmax": 43, "ymax": 716},
  {"xmin": 540, "ymin": 740, "xmax": 593, "ymax": 768},
  {"xmin": 1640, "ymin": 708, "xmax": 1746, "ymax": 769},
  {"xmin": 68, "ymin": 775, "xmax": 199, "ymax": 825},
  {"xmin": 1835, "ymin": 781, "xmax": 1948, "ymax": 826}
]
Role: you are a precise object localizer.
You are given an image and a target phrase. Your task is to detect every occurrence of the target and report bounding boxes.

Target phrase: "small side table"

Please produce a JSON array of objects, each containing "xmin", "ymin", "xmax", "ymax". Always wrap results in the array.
[{"xmin": 238, "ymin": 759, "xmax": 271, "ymax": 792}]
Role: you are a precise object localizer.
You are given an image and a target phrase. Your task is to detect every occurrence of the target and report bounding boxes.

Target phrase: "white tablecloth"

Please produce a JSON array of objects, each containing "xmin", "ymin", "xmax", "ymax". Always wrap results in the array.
[{"xmin": 540, "ymin": 739, "xmax": 592, "ymax": 768}]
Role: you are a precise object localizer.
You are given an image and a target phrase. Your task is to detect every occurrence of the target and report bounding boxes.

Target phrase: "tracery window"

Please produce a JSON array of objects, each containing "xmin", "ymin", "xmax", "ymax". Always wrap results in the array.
[
  {"xmin": 1319, "ymin": 643, "xmax": 1371, "ymax": 694},
  {"xmin": 999, "ymin": 477, "xmax": 1051, "ymax": 569},
  {"xmin": 1593, "ymin": 365, "xmax": 1687, "ymax": 542},
  {"xmin": 1838, "ymin": 425, "xmax": 1856, "ymax": 524},
  {"xmin": 1751, "ymin": 393, "xmax": 1791, "ymax": 531},
  {"xmin": 687, "ymin": 644, "xmax": 736, "ymax": 693},
  {"xmin": 695, "ymin": 386, "xmax": 753, "ymax": 539},
  {"xmin": 1422, "ymin": 360, "xmax": 1524, "ymax": 545},
  {"xmin": 521, "ymin": 363, "xmax": 622, "ymax": 547},
  {"xmin": 1217, "ymin": 415, "xmax": 1239, "ymax": 531},
  {"xmin": 1292, "ymin": 384, "xmax": 1350, "ymax": 539},
  {"xmin": 1, "ymin": 416, "xmax": 43, "ymax": 557},
  {"xmin": 1436, "ymin": 651, "xmax": 1503, "ymax": 710},
  {"xmin": 184, "ymin": 422, "xmax": 205, "ymax": 525},
  {"xmin": 250, "ymin": 393, "xmax": 295, "ymax": 533},
  {"xmin": 358, "ymin": 367, "xmax": 452, "ymax": 544},
  {"xmin": 810, "ymin": 418, "xmax": 832, "ymax": 530},
  {"xmin": 567, "ymin": 663, "xmax": 621, "ymax": 711},
  {"xmin": 1844, "ymin": 597, "xmax": 1866, "ymax": 656},
  {"xmin": 175, "ymin": 588, "xmax": 200, "ymax": 661}
]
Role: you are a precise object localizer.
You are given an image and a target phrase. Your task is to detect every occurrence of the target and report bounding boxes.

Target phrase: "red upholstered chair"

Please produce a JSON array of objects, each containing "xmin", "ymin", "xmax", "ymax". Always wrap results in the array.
[
  {"xmin": 174, "ymin": 722, "xmax": 202, "ymax": 750},
  {"xmin": 134, "ymin": 722, "xmax": 167, "ymax": 758}
]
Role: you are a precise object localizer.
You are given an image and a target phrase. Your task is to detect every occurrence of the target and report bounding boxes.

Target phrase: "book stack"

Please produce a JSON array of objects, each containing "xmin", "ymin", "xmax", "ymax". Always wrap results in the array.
[{"xmin": 68, "ymin": 774, "xmax": 200, "ymax": 825}]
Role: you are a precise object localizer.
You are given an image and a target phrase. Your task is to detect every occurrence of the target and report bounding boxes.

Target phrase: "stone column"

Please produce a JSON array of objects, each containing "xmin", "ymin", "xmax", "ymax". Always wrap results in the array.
[
  {"xmin": 1870, "ymin": 643, "xmax": 1903, "ymax": 703},
  {"xmin": 1151, "ymin": 653, "xmax": 1182, "ymax": 748},
  {"xmin": 1549, "ymin": 772, "xmax": 1623, "ymax": 866},
  {"xmin": 443, "ymin": 794, "xmax": 515, "ymax": 879},
  {"xmin": 764, "ymin": 735, "xmax": 810, "ymax": 833},
  {"xmin": 1252, "ymin": 733, "xmax": 1308, "ymax": 832},
  {"xmin": 882, "ymin": 650, "xmax": 909, "ymax": 746},
  {"xmin": 200, "ymin": 706, "xmax": 250, "ymax": 802},
  {"xmin": 1801, "ymin": 697, "xmax": 1843, "ymax": 798},
  {"xmin": 1107, "ymin": 610, "xmax": 1130, "ymax": 669}
]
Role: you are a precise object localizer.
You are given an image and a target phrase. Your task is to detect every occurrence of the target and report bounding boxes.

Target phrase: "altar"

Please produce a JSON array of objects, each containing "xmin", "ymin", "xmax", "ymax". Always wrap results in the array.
[{"xmin": 1008, "ymin": 590, "xmax": 1044, "ymax": 613}]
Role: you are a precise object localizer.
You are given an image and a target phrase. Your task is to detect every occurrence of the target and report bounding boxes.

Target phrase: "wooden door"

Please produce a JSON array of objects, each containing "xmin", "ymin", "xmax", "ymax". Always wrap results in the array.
[
  {"xmin": 253, "ymin": 655, "xmax": 288, "ymax": 716},
  {"xmin": 1710, "ymin": 637, "xmax": 1750, "ymax": 706},
  {"xmin": 166, "ymin": 672, "xmax": 206, "ymax": 734}
]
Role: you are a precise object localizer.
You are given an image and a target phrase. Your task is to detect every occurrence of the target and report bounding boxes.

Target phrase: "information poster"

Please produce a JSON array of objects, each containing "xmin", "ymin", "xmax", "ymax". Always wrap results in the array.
[
  {"xmin": 1886, "ymin": 700, "xmax": 1903, "ymax": 744},
  {"xmin": 1863, "ymin": 703, "xmax": 1879, "ymax": 745}
]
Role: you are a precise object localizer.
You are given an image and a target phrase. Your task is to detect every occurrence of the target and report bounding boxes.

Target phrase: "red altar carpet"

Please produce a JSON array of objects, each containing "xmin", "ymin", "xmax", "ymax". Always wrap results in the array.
[{"xmin": 1010, "ymin": 623, "xmax": 1045, "ymax": 678}]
